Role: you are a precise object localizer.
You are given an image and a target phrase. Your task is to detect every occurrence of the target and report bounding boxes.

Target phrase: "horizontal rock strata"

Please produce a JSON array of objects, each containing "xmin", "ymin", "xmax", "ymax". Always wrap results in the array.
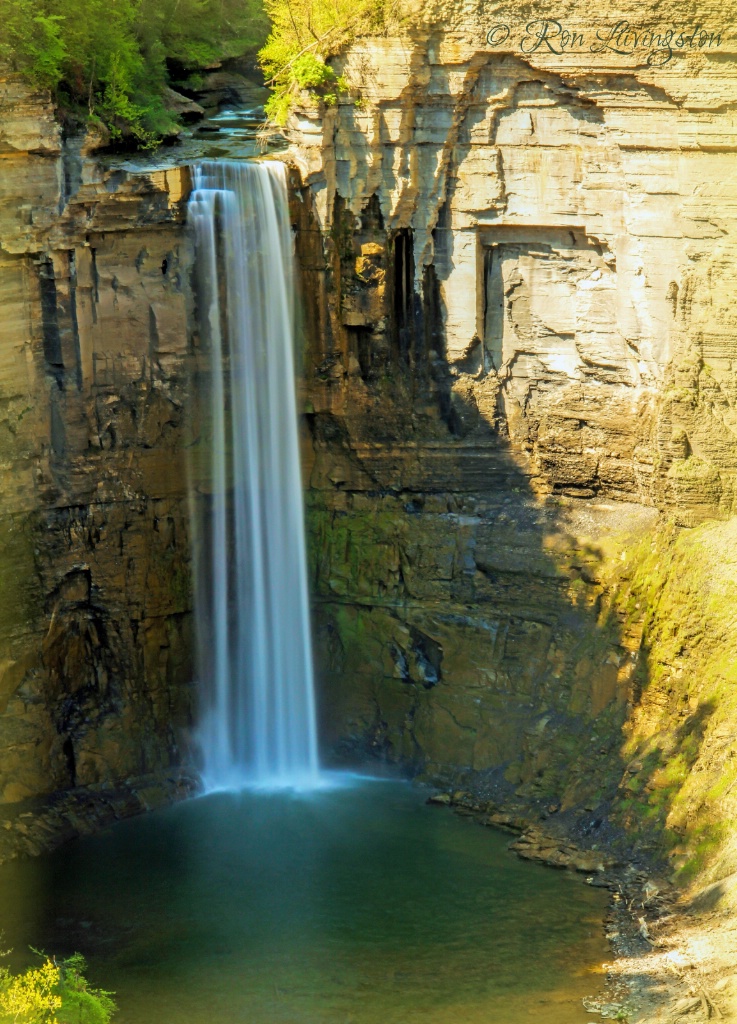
[
  {"xmin": 285, "ymin": 0, "xmax": 737, "ymax": 864},
  {"xmin": 0, "ymin": 71, "xmax": 197, "ymax": 805}
]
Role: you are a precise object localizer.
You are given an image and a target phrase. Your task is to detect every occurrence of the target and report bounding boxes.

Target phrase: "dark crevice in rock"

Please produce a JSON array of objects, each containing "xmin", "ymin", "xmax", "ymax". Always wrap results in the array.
[{"xmin": 38, "ymin": 256, "xmax": 65, "ymax": 390}]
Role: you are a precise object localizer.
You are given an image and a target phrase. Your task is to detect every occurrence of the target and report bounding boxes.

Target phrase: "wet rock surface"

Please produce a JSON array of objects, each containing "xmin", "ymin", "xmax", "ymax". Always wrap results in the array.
[
  {"xmin": 427, "ymin": 787, "xmax": 737, "ymax": 1022},
  {"xmin": 0, "ymin": 768, "xmax": 198, "ymax": 866}
]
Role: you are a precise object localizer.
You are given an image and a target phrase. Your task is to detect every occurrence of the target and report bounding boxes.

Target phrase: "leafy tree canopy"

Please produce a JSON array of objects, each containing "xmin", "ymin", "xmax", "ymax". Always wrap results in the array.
[
  {"xmin": 0, "ymin": 0, "xmax": 269, "ymax": 146},
  {"xmin": 0, "ymin": 0, "xmax": 415, "ymax": 144}
]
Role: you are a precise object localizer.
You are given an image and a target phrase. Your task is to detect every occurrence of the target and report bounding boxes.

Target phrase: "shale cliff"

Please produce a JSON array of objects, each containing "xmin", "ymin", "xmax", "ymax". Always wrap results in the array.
[
  {"xmin": 1, "ymin": 0, "xmax": 736, "ymax": 914},
  {"xmin": 286, "ymin": 0, "xmax": 737, "ymax": 892},
  {"xmin": 0, "ymin": 71, "xmax": 195, "ymax": 808},
  {"xmin": 2, "ymin": 11, "xmax": 735, "ymax": 1018}
]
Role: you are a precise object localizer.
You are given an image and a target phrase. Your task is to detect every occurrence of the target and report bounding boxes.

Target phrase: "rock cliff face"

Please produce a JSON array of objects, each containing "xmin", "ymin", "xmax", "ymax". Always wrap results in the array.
[
  {"xmin": 0, "ymin": 71, "xmax": 196, "ymax": 805},
  {"xmin": 286, "ymin": 0, "xmax": 737, "ymax": 871},
  {"xmin": 1, "ymin": 10, "xmax": 736, "ymax": 897},
  {"xmin": 291, "ymin": 8, "xmax": 737, "ymax": 521}
]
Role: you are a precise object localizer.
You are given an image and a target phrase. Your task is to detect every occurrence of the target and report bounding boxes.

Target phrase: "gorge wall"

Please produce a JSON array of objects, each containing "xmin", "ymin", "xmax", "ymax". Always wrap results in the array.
[
  {"xmin": 287, "ymin": 0, "xmax": 737, "ymax": 878},
  {"xmin": 1, "ymin": 4, "xmax": 736, "ymax": 896},
  {"xmin": 0, "ymin": 72, "xmax": 196, "ymax": 807}
]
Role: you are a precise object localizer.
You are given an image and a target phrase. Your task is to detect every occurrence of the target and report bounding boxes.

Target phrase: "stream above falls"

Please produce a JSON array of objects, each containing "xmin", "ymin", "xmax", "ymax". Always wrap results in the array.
[{"xmin": 0, "ymin": 779, "xmax": 608, "ymax": 1023}]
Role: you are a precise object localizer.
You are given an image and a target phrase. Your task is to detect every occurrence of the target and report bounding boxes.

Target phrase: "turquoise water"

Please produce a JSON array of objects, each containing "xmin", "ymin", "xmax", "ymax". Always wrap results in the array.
[{"xmin": 0, "ymin": 779, "xmax": 608, "ymax": 1023}]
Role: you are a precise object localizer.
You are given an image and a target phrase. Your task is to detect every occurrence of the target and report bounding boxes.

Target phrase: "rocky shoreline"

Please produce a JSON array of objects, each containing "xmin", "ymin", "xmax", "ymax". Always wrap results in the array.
[
  {"xmin": 426, "ymin": 788, "xmax": 735, "ymax": 1023},
  {"xmin": 0, "ymin": 769, "xmax": 198, "ymax": 868},
  {"xmin": 0, "ymin": 763, "xmax": 732, "ymax": 1022}
]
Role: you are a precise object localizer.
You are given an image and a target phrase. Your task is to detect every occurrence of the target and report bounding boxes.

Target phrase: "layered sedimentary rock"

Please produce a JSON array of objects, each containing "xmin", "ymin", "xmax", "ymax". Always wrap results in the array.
[
  {"xmin": 1, "ymin": 5, "xmax": 736, "ymax": 902},
  {"xmin": 286, "ymin": 0, "xmax": 737, "ymax": 842},
  {"xmin": 292, "ymin": 9, "xmax": 737, "ymax": 519},
  {"xmin": 0, "ymin": 71, "xmax": 196, "ymax": 804}
]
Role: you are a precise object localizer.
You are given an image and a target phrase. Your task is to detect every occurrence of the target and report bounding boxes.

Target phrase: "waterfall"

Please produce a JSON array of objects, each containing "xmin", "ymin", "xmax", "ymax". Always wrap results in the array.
[{"xmin": 188, "ymin": 160, "xmax": 321, "ymax": 791}]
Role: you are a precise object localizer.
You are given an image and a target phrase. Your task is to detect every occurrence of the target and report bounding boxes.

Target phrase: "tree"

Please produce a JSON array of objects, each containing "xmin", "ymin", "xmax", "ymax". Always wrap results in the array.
[
  {"xmin": 0, "ymin": 0, "xmax": 270, "ymax": 146},
  {"xmin": 259, "ymin": 0, "xmax": 400, "ymax": 123}
]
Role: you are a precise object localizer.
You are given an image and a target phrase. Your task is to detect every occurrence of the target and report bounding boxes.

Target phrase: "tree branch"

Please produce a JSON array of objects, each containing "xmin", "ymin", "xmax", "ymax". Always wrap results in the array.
[{"xmin": 266, "ymin": 12, "xmax": 364, "ymax": 85}]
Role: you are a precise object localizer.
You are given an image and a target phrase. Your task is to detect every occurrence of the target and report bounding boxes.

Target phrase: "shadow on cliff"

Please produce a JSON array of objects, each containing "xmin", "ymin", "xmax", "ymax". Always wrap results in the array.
[
  {"xmin": 299, "ymin": 213, "xmax": 632, "ymax": 811},
  {"xmin": 290, "ymin": 165, "xmax": 723, "ymax": 893}
]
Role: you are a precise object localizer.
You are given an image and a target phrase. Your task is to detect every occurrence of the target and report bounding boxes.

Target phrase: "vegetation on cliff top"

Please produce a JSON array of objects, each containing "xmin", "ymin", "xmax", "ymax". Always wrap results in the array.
[
  {"xmin": 0, "ymin": 0, "xmax": 414, "ymax": 141},
  {"xmin": 0, "ymin": 0, "xmax": 268, "ymax": 146},
  {"xmin": 259, "ymin": 0, "xmax": 403, "ymax": 124}
]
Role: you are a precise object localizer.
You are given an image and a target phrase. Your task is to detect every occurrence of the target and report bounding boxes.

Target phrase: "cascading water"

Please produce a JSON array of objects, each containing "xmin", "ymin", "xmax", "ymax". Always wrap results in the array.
[{"xmin": 188, "ymin": 160, "xmax": 320, "ymax": 791}]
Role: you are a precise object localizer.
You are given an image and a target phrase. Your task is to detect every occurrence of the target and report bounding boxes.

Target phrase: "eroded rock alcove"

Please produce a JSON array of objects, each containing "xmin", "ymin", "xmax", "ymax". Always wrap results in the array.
[{"xmin": 285, "ymin": 13, "xmax": 737, "ymax": 886}]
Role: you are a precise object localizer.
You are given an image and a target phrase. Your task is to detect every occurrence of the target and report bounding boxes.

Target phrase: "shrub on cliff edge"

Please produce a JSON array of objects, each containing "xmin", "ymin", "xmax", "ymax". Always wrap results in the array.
[{"xmin": 259, "ymin": 0, "xmax": 404, "ymax": 124}]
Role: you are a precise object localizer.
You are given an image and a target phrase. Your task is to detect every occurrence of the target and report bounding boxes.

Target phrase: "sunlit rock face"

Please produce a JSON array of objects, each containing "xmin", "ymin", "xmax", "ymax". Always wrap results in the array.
[
  {"xmin": 0, "ymin": 71, "xmax": 195, "ymax": 804},
  {"xmin": 287, "ymin": 4, "xmax": 737, "ymax": 800},
  {"xmin": 291, "ymin": 14, "xmax": 737, "ymax": 520}
]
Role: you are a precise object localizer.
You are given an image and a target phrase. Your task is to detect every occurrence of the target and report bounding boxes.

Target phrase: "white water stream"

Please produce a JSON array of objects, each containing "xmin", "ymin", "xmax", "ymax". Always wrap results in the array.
[{"xmin": 188, "ymin": 160, "xmax": 320, "ymax": 791}]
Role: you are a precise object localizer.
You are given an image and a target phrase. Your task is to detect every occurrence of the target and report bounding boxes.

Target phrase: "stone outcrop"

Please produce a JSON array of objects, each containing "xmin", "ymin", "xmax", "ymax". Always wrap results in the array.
[
  {"xmin": 284, "ymin": 0, "xmax": 737, "ymax": 868},
  {"xmin": 0, "ymin": 70, "xmax": 196, "ymax": 804},
  {"xmin": 290, "ymin": 8, "xmax": 737, "ymax": 519}
]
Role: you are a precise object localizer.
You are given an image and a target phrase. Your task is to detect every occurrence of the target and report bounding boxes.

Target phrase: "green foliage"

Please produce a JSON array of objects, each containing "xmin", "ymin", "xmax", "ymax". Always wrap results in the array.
[
  {"xmin": 264, "ymin": 51, "xmax": 348, "ymax": 121},
  {"xmin": 292, "ymin": 53, "xmax": 337, "ymax": 90},
  {"xmin": 28, "ymin": 16, "xmax": 67, "ymax": 90},
  {"xmin": 0, "ymin": 0, "xmax": 269, "ymax": 147},
  {"xmin": 55, "ymin": 954, "xmax": 115, "ymax": 1024},
  {"xmin": 0, "ymin": 959, "xmax": 61, "ymax": 1024},
  {"xmin": 263, "ymin": 89, "xmax": 293, "ymax": 125},
  {"xmin": 259, "ymin": 0, "xmax": 402, "ymax": 124},
  {"xmin": 0, "ymin": 953, "xmax": 115, "ymax": 1024},
  {"xmin": 609, "ymin": 517, "xmax": 737, "ymax": 887}
]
